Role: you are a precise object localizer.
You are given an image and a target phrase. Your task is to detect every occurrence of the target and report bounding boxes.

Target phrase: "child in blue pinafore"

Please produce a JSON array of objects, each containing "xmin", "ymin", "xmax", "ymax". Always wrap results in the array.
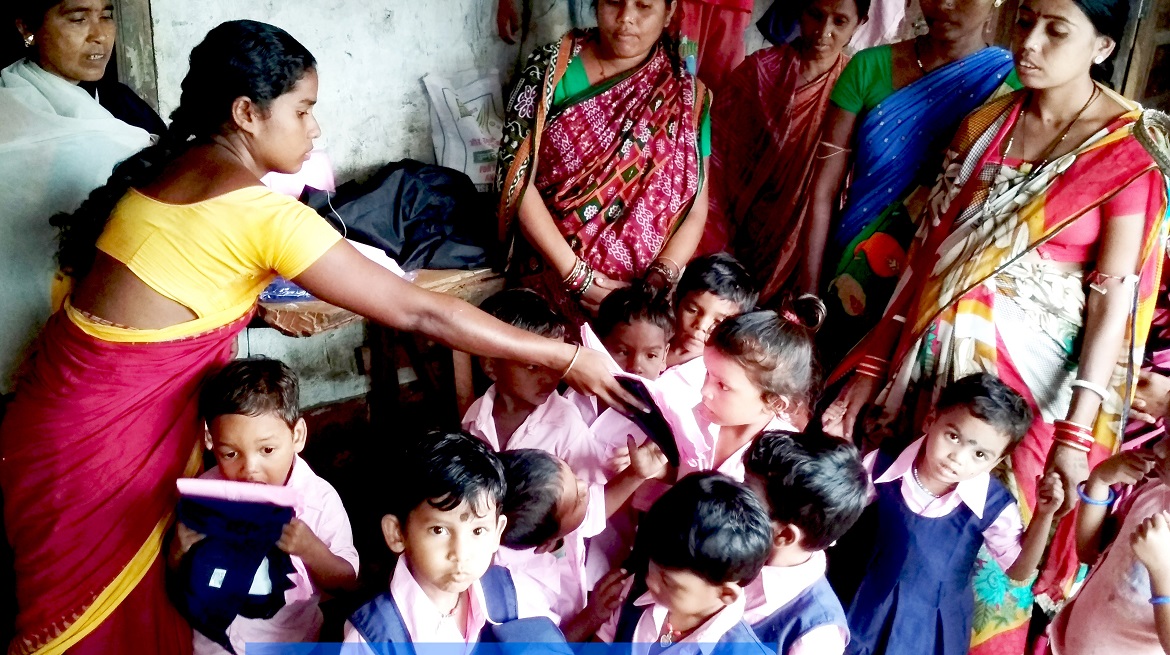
[{"xmin": 845, "ymin": 374, "xmax": 1065, "ymax": 655}]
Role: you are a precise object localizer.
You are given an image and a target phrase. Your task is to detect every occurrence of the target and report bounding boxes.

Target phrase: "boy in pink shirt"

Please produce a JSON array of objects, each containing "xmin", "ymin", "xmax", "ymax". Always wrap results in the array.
[
  {"xmin": 741, "ymin": 430, "xmax": 869, "ymax": 655},
  {"xmin": 584, "ymin": 472, "xmax": 773, "ymax": 651},
  {"xmin": 661, "ymin": 253, "xmax": 759, "ymax": 394},
  {"xmin": 462, "ymin": 289, "xmax": 606, "ymax": 482},
  {"xmin": 343, "ymin": 431, "xmax": 553, "ymax": 648},
  {"xmin": 170, "ymin": 358, "xmax": 359, "ymax": 654}
]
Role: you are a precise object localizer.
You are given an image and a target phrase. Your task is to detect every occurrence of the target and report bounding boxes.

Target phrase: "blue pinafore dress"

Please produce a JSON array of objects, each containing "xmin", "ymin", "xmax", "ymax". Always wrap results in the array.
[{"xmin": 845, "ymin": 451, "xmax": 1015, "ymax": 655}]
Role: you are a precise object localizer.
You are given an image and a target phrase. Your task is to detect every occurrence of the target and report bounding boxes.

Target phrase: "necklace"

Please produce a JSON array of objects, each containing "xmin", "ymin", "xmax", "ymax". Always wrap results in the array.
[
  {"xmin": 439, "ymin": 591, "xmax": 463, "ymax": 620},
  {"xmin": 659, "ymin": 622, "xmax": 684, "ymax": 647},
  {"xmin": 911, "ymin": 465, "xmax": 943, "ymax": 499},
  {"xmin": 1002, "ymin": 85, "xmax": 1100, "ymax": 177}
]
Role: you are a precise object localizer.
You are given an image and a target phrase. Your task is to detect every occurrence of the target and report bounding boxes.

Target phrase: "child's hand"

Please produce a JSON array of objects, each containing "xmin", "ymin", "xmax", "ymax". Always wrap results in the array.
[
  {"xmin": 585, "ymin": 567, "xmax": 631, "ymax": 620},
  {"xmin": 609, "ymin": 443, "xmax": 632, "ymax": 476},
  {"xmin": 1134, "ymin": 370, "xmax": 1170, "ymax": 424},
  {"xmin": 1091, "ymin": 450, "xmax": 1157, "ymax": 487},
  {"xmin": 176, "ymin": 521, "xmax": 205, "ymax": 557},
  {"xmin": 277, "ymin": 518, "xmax": 326, "ymax": 559},
  {"xmin": 628, "ymin": 435, "xmax": 668, "ymax": 481},
  {"xmin": 1035, "ymin": 471, "xmax": 1065, "ymax": 517},
  {"xmin": 1132, "ymin": 511, "xmax": 1170, "ymax": 578}
]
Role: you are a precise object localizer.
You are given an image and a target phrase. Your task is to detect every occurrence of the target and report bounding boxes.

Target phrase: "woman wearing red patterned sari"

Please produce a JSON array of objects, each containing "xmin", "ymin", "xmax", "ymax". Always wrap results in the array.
[
  {"xmin": 822, "ymin": 1, "xmax": 1170, "ymax": 653},
  {"xmin": 496, "ymin": 0, "xmax": 711, "ymax": 323},
  {"xmin": 0, "ymin": 20, "xmax": 635, "ymax": 655},
  {"xmin": 698, "ymin": 0, "xmax": 868, "ymax": 304}
]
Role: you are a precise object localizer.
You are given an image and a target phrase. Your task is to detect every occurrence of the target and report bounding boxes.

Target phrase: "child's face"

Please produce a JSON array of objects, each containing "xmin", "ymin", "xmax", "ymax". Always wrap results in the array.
[
  {"xmin": 484, "ymin": 358, "xmax": 560, "ymax": 409},
  {"xmin": 602, "ymin": 319, "xmax": 669, "ymax": 380},
  {"xmin": 700, "ymin": 347, "xmax": 774, "ymax": 427},
  {"xmin": 206, "ymin": 413, "xmax": 306, "ymax": 485},
  {"xmin": 674, "ymin": 292, "xmax": 742, "ymax": 354},
  {"xmin": 645, "ymin": 561, "xmax": 738, "ymax": 619},
  {"xmin": 548, "ymin": 460, "xmax": 590, "ymax": 545},
  {"xmin": 383, "ymin": 495, "xmax": 507, "ymax": 599},
  {"xmin": 919, "ymin": 406, "xmax": 1012, "ymax": 487}
]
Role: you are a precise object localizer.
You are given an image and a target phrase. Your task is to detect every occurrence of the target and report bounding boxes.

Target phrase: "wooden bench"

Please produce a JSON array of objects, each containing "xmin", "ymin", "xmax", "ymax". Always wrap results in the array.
[{"xmin": 256, "ymin": 268, "xmax": 505, "ymax": 421}]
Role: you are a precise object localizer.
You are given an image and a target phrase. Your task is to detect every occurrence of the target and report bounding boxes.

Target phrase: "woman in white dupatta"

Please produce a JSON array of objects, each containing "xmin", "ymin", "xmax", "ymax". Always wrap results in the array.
[{"xmin": 0, "ymin": 0, "xmax": 151, "ymax": 394}]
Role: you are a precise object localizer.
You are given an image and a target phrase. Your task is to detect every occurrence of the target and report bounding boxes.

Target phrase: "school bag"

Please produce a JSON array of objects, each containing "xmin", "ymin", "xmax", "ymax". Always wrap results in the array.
[{"xmin": 348, "ymin": 564, "xmax": 571, "ymax": 655}]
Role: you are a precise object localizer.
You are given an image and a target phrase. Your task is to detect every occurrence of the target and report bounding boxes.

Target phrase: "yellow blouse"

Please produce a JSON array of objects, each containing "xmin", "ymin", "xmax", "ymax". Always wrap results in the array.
[{"xmin": 70, "ymin": 186, "xmax": 342, "ymax": 343}]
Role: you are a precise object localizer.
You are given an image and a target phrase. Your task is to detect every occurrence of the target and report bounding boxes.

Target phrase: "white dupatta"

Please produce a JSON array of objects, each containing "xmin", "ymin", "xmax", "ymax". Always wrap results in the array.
[{"xmin": 0, "ymin": 59, "xmax": 152, "ymax": 392}]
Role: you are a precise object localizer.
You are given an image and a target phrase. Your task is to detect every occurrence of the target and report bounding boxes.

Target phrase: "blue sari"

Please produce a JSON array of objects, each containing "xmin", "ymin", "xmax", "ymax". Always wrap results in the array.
[{"xmin": 819, "ymin": 46, "xmax": 1015, "ymax": 365}]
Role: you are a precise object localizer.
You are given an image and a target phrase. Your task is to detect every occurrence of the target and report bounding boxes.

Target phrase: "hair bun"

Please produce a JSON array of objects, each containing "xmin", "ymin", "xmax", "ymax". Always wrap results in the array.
[{"xmin": 779, "ymin": 293, "xmax": 826, "ymax": 333}]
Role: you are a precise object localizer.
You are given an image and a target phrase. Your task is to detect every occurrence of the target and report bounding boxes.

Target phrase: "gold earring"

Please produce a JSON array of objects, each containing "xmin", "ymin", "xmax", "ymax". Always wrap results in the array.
[{"xmin": 23, "ymin": 35, "xmax": 34, "ymax": 48}]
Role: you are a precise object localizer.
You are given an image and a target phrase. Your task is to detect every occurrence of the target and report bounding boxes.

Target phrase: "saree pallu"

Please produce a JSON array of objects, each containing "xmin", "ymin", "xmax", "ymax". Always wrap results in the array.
[
  {"xmin": 838, "ymin": 89, "xmax": 1169, "ymax": 655},
  {"xmin": 497, "ymin": 30, "xmax": 708, "ymax": 323},
  {"xmin": 701, "ymin": 45, "xmax": 846, "ymax": 303},
  {"xmin": 0, "ymin": 309, "xmax": 250, "ymax": 655},
  {"xmin": 819, "ymin": 47, "xmax": 1015, "ymax": 366}
]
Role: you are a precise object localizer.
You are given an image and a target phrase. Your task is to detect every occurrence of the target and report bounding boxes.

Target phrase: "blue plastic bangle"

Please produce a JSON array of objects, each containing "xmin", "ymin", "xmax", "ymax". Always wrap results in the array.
[
  {"xmin": 1076, "ymin": 481, "xmax": 1116, "ymax": 506},
  {"xmin": 1151, "ymin": 596, "xmax": 1170, "ymax": 605}
]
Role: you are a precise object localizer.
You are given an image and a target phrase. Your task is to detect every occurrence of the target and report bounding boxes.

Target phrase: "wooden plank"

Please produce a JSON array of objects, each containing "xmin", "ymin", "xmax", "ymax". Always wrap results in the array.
[{"xmin": 114, "ymin": 0, "xmax": 159, "ymax": 112}]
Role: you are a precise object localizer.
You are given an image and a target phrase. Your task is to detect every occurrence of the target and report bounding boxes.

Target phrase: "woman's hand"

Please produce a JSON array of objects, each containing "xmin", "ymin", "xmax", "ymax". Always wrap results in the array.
[
  {"xmin": 1133, "ymin": 370, "xmax": 1170, "ymax": 424},
  {"xmin": 563, "ymin": 348, "xmax": 648, "ymax": 414},
  {"xmin": 823, "ymin": 374, "xmax": 882, "ymax": 441},
  {"xmin": 1047, "ymin": 443, "xmax": 1091, "ymax": 516},
  {"xmin": 579, "ymin": 272, "xmax": 629, "ymax": 314}
]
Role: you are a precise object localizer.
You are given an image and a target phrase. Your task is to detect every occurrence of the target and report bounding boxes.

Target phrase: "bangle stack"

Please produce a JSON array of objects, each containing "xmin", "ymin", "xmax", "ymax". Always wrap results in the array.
[
  {"xmin": 1054, "ymin": 419, "xmax": 1095, "ymax": 453},
  {"xmin": 1075, "ymin": 481, "xmax": 1116, "ymax": 506},
  {"xmin": 856, "ymin": 355, "xmax": 889, "ymax": 380},
  {"xmin": 647, "ymin": 257, "xmax": 681, "ymax": 286},
  {"xmin": 563, "ymin": 258, "xmax": 594, "ymax": 300}
]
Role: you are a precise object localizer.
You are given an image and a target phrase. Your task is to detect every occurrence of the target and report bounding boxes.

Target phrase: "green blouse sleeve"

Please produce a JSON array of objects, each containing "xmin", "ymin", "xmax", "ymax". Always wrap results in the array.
[
  {"xmin": 700, "ymin": 97, "xmax": 711, "ymax": 158},
  {"xmin": 830, "ymin": 45, "xmax": 894, "ymax": 115},
  {"xmin": 552, "ymin": 56, "xmax": 590, "ymax": 108}
]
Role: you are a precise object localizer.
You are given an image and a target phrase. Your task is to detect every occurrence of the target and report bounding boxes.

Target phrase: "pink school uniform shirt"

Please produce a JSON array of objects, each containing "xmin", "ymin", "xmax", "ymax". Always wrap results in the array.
[
  {"xmin": 342, "ymin": 556, "xmax": 493, "ymax": 649},
  {"xmin": 596, "ymin": 576, "xmax": 750, "ymax": 649},
  {"xmin": 862, "ymin": 438, "xmax": 1025, "ymax": 571},
  {"xmin": 192, "ymin": 455, "xmax": 359, "ymax": 654},
  {"xmin": 1048, "ymin": 481, "xmax": 1170, "ymax": 655},
  {"xmin": 742, "ymin": 552, "xmax": 848, "ymax": 655},
  {"xmin": 495, "ymin": 483, "xmax": 608, "ymax": 623},
  {"xmin": 462, "ymin": 384, "xmax": 608, "ymax": 484}
]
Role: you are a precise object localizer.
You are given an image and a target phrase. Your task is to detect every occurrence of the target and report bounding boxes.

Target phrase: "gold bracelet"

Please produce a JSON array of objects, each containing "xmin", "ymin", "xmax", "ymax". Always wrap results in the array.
[{"xmin": 560, "ymin": 345, "xmax": 582, "ymax": 379}]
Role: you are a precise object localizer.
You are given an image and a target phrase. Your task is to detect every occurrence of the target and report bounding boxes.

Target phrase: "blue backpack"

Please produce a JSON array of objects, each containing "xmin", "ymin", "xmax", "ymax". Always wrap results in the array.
[{"xmin": 349, "ymin": 565, "xmax": 571, "ymax": 655}]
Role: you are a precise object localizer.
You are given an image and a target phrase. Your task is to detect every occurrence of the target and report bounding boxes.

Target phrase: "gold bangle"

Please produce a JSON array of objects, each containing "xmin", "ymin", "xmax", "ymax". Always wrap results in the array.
[{"xmin": 560, "ymin": 345, "xmax": 582, "ymax": 379}]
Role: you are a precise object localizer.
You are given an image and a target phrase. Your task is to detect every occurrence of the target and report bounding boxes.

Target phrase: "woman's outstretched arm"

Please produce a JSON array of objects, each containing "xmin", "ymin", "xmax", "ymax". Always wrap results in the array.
[
  {"xmin": 800, "ymin": 105, "xmax": 857, "ymax": 293},
  {"xmin": 294, "ymin": 240, "xmax": 643, "ymax": 410}
]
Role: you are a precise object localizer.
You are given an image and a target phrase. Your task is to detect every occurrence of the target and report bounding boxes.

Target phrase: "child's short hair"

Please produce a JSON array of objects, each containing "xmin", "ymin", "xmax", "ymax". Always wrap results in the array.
[
  {"xmin": 708, "ymin": 308, "xmax": 821, "ymax": 409},
  {"xmin": 498, "ymin": 449, "xmax": 562, "ymax": 548},
  {"xmin": 479, "ymin": 288, "xmax": 567, "ymax": 340},
  {"xmin": 744, "ymin": 429, "xmax": 869, "ymax": 551},
  {"xmin": 199, "ymin": 357, "xmax": 299, "ymax": 429},
  {"xmin": 388, "ymin": 430, "xmax": 507, "ymax": 524},
  {"xmin": 936, "ymin": 374, "xmax": 1033, "ymax": 447},
  {"xmin": 641, "ymin": 472, "xmax": 772, "ymax": 586},
  {"xmin": 595, "ymin": 287, "xmax": 675, "ymax": 341},
  {"xmin": 674, "ymin": 253, "xmax": 759, "ymax": 313}
]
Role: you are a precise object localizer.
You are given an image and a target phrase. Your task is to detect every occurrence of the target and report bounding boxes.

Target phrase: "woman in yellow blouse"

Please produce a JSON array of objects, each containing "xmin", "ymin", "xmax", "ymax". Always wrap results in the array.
[{"xmin": 0, "ymin": 20, "xmax": 632, "ymax": 655}]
